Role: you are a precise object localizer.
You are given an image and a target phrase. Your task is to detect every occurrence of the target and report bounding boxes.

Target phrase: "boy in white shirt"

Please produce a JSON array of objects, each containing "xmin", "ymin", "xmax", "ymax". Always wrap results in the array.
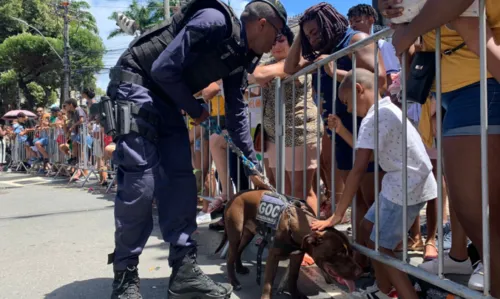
[{"xmin": 311, "ymin": 69, "xmax": 437, "ymax": 299}]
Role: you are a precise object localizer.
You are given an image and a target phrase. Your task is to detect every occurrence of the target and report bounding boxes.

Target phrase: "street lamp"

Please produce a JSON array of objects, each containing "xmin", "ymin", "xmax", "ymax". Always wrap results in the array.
[{"xmin": 10, "ymin": 16, "xmax": 63, "ymax": 62}]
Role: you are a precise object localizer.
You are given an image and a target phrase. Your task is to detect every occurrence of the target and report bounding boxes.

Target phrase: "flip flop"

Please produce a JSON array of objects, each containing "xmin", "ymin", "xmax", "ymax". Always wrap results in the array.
[{"xmin": 423, "ymin": 243, "xmax": 438, "ymax": 261}]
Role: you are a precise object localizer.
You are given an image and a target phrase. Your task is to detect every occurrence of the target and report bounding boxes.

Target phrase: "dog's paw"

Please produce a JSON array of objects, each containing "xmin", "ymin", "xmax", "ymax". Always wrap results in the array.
[{"xmin": 236, "ymin": 266, "xmax": 250, "ymax": 275}]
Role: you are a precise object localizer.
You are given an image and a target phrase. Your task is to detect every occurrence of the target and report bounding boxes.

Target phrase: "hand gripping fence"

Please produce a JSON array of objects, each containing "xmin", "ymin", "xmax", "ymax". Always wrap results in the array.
[{"xmin": 200, "ymin": 118, "xmax": 276, "ymax": 193}]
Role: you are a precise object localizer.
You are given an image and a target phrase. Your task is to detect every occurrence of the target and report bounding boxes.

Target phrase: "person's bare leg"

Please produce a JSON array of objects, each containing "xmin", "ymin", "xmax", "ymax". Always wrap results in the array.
[
  {"xmin": 209, "ymin": 133, "xmax": 232, "ymax": 198},
  {"xmin": 35, "ymin": 142, "xmax": 49, "ymax": 159},
  {"xmin": 443, "ymin": 135, "xmax": 500, "ymax": 297},
  {"xmin": 263, "ymin": 158, "xmax": 275, "ymax": 188},
  {"xmin": 201, "ymin": 135, "xmax": 210, "ymax": 213}
]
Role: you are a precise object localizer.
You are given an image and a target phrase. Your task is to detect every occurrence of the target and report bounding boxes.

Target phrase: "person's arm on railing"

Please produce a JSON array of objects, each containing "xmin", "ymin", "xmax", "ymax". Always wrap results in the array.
[
  {"xmin": 378, "ymin": 0, "xmax": 475, "ymax": 55},
  {"xmin": 284, "ymin": 32, "xmax": 313, "ymax": 75},
  {"xmin": 202, "ymin": 81, "xmax": 222, "ymax": 102},
  {"xmin": 251, "ymin": 61, "xmax": 288, "ymax": 88}
]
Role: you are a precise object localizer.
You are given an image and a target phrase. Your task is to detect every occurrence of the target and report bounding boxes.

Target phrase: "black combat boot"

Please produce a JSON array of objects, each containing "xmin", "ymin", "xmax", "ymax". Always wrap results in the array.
[
  {"xmin": 168, "ymin": 249, "xmax": 233, "ymax": 299},
  {"xmin": 110, "ymin": 266, "xmax": 142, "ymax": 299}
]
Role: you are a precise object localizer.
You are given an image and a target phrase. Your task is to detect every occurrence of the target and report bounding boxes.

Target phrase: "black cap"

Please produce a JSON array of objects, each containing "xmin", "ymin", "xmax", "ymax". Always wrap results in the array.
[{"xmin": 248, "ymin": 0, "xmax": 287, "ymax": 26}]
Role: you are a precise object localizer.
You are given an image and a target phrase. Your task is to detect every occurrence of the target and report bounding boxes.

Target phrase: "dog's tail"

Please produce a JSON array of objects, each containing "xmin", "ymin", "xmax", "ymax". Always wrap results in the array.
[{"xmin": 214, "ymin": 229, "xmax": 228, "ymax": 254}]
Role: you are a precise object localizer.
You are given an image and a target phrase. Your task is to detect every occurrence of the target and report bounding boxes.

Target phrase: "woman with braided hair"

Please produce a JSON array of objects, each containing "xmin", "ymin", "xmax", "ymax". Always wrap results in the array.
[{"xmin": 284, "ymin": 0, "xmax": 388, "ymax": 289}]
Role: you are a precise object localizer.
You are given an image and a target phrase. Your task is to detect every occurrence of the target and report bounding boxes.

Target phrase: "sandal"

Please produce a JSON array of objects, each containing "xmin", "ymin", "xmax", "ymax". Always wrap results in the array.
[
  {"xmin": 395, "ymin": 236, "xmax": 425, "ymax": 252},
  {"xmin": 423, "ymin": 242, "xmax": 438, "ymax": 261}
]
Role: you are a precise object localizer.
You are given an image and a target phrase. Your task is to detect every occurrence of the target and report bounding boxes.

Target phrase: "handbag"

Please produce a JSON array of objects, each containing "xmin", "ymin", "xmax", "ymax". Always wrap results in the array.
[
  {"xmin": 253, "ymin": 123, "xmax": 267, "ymax": 152},
  {"xmin": 406, "ymin": 41, "xmax": 466, "ymax": 104}
]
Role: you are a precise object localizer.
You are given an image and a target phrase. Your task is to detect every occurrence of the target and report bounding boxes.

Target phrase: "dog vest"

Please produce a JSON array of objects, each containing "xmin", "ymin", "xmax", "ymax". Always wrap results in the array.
[{"xmin": 255, "ymin": 191, "xmax": 304, "ymax": 285}]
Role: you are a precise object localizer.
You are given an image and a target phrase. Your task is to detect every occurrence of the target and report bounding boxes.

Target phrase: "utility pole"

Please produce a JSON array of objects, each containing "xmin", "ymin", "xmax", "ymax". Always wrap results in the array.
[
  {"xmin": 164, "ymin": 0, "xmax": 170, "ymax": 20},
  {"xmin": 61, "ymin": 1, "xmax": 70, "ymax": 107}
]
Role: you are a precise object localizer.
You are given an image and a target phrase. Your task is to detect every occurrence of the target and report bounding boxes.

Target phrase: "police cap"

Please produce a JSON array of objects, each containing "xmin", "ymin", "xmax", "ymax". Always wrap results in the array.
[{"xmin": 246, "ymin": 0, "xmax": 287, "ymax": 26}]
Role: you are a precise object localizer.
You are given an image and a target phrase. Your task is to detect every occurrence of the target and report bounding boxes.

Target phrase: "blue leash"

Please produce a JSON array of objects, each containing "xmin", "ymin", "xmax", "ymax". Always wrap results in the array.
[{"xmin": 200, "ymin": 118, "xmax": 276, "ymax": 192}]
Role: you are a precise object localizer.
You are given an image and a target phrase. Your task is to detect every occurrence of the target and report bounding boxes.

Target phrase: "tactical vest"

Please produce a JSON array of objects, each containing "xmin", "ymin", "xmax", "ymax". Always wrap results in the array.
[{"xmin": 123, "ymin": 0, "xmax": 246, "ymax": 94}]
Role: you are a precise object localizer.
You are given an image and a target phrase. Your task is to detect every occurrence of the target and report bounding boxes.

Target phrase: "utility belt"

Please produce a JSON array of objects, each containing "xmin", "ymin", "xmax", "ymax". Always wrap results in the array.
[{"xmin": 90, "ymin": 67, "xmax": 160, "ymax": 143}]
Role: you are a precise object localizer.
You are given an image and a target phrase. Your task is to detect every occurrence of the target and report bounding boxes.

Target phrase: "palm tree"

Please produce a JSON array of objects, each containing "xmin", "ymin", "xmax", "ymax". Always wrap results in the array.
[
  {"xmin": 67, "ymin": 1, "xmax": 99, "ymax": 34},
  {"xmin": 108, "ymin": 0, "xmax": 183, "ymax": 39}
]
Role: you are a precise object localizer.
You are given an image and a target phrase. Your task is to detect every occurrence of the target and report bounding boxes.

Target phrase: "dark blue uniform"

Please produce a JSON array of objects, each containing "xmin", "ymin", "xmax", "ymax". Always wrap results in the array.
[{"xmin": 112, "ymin": 8, "xmax": 259, "ymax": 271}]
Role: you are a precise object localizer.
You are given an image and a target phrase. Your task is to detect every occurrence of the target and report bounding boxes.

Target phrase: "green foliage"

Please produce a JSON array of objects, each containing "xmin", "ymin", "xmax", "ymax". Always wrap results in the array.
[
  {"xmin": 69, "ymin": 26, "xmax": 104, "ymax": 90},
  {"xmin": 95, "ymin": 87, "xmax": 106, "ymax": 97},
  {"xmin": 107, "ymin": 0, "xmax": 178, "ymax": 39},
  {"xmin": 0, "ymin": 0, "xmax": 104, "ymax": 110}
]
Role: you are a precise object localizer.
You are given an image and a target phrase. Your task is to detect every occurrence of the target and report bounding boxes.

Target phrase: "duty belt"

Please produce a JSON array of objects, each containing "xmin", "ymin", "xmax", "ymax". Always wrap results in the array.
[{"xmin": 109, "ymin": 67, "xmax": 148, "ymax": 87}]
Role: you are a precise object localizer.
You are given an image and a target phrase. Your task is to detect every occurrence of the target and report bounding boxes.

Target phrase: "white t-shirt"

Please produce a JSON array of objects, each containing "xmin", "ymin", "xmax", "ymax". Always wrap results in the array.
[
  {"xmin": 378, "ymin": 40, "xmax": 401, "ymax": 75},
  {"xmin": 356, "ymin": 97, "xmax": 437, "ymax": 206}
]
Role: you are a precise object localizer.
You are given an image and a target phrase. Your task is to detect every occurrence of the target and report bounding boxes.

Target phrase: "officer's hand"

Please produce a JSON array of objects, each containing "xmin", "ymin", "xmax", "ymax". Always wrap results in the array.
[
  {"xmin": 250, "ymin": 175, "xmax": 271, "ymax": 190},
  {"xmin": 190, "ymin": 109, "xmax": 210, "ymax": 126}
]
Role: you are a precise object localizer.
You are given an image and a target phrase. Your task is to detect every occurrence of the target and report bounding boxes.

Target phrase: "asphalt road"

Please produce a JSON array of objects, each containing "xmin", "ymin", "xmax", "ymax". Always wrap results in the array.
[{"xmin": 0, "ymin": 172, "xmax": 348, "ymax": 299}]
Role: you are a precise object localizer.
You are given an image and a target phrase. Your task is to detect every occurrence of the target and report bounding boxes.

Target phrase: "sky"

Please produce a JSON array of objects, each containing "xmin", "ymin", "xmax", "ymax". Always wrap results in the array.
[{"xmin": 86, "ymin": 0, "xmax": 371, "ymax": 90}]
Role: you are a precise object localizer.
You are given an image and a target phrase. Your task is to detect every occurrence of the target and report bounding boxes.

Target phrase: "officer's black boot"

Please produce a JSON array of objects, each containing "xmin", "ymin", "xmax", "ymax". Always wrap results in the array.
[
  {"xmin": 168, "ymin": 249, "xmax": 233, "ymax": 299},
  {"xmin": 111, "ymin": 266, "xmax": 142, "ymax": 299}
]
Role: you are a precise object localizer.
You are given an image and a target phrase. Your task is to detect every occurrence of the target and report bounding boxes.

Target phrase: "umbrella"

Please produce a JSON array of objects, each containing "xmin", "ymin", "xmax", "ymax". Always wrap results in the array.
[{"xmin": 2, "ymin": 110, "xmax": 37, "ymax": 120}]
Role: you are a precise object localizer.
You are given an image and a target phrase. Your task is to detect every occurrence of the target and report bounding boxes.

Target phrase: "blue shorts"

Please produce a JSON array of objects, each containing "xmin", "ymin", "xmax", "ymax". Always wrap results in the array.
[
  {"xmin": 71, "ymin": 134, "xmax": 93, "ymax": 148},
  {"xmin": 440, "ymin": 78, "xmax": 500, "ymax": 136},
  {"xmin": 34, "ymin": 138, "xmax": 48, "ymax": 147},
  {"xmin": 364, "ymin": 193, "xmax": 425, "ymax": 250}
]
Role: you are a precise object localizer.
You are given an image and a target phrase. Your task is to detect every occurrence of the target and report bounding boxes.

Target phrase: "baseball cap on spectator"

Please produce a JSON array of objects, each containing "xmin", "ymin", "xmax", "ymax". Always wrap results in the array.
[{"xmin": 50, "ymin": 106, "xmax": 61, "ymax": 112}]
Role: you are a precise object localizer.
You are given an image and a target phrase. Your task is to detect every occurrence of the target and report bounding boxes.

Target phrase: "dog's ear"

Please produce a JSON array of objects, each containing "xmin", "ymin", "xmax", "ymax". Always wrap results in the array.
[{"xmin": 302, "ymin": 231, "xmax": 324, "ymax": 248}]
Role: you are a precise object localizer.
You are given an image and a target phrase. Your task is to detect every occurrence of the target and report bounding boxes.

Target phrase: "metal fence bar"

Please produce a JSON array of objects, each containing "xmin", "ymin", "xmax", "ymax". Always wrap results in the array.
[
  {"xmin": 401, "ymin": 51, "xmax": 409, "ymax": 263},
  {"xmin": 351, "ymin": 58, "xmax": 357, "ymax": 242},
  {"xmin": 316, "ymin": 67, "xmax": 322, "ymax": 218},
  {"xmin": 331, "ymin": 61, "xmax": 337, "ymax": 215},
  {"xmin": 435, "ymin": 27, "xmax": 445, "ymax": 279},
  {"xmin": 373, "ymin": 40, "xmax": 380, "ymax": 251},
  {"xmin": 478, "ymin": 0, "xmax": 491, "ymax": 294}
]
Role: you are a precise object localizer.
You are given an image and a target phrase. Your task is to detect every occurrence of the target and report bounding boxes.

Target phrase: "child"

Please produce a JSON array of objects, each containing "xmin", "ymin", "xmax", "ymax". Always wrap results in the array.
[{"xmin": 311, "ymin": 68, "xmax": 437, "ymax": 299}]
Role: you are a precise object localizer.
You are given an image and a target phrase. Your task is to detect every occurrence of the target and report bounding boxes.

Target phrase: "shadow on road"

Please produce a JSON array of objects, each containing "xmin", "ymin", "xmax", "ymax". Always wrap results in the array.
[{"xmin": 44, "ymin": 278, "xmax": 168, "ymax": 299}]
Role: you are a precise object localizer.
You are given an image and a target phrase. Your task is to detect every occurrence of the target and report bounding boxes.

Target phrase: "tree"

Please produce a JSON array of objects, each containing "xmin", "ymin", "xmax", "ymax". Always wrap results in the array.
[
  {"xmin": 68, "ymin": 26, "xmax": 105, "ymax": 90},
  {"xmin": 107, "ymin": 0, "xmax": 183, "ymax": 39},
  {"xmin": 0, "ymin": 33, "xmax": 63, "ymax": 109},
  {"xmin": 0, "ymin": 0, "xmax": 62, "ymax": 44},
  {"xmin": 67, "ymin": 1, "xmax": 99, "ymax": 34},
  {"xmin": 0, "ymin": 0, "xmax": 105, "ymax": 110}
]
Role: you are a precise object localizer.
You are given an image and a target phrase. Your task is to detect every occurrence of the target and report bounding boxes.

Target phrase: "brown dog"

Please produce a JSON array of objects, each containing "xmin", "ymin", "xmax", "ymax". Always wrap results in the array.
[{"xmin": 215, "ymin": 190, "xmax": 361, "ymax": 299}]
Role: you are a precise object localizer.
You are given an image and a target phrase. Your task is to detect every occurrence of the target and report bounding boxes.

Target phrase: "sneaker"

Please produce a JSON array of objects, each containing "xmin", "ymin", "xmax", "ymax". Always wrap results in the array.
[
  {"xmin": 196, "ymin": 211, "xmax": 211, "ymax": 225},
  {"xmin": 468, "ymin": 262, "xmax": 484, "ymax": 291},
  {"xmin": 169, "ymin": 249, "xmax": 232, "ymax": 299},
  {"xmin": 418, "ymin": 251, "xmax": 473, "ymax": 275},
  {"xmin": 351, "ymin": 283, "xmax": 398, "ymax": 299},
  {"xmin": 110, "ymin": 266, "xmax": 142, "ymax": 299}
]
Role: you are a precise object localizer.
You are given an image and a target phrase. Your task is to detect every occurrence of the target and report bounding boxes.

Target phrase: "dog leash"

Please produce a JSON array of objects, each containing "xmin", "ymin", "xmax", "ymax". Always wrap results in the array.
[
  {"xmin": 201, "ymin": 118, "xmax": 278, "ymax": 285},
  {"xmin": 200, "ymin": 118, "xmax": 276, "ymax": 193}
]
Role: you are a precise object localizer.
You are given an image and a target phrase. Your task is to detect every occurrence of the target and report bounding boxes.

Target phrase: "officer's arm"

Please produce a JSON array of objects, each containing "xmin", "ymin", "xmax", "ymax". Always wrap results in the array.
[
  {"xmin": 223, "ymin": 74, "xmax": 261, "ymax": 176},
  {"xmin": 151, "ymin": 8, "xmax": 228, "ymax": 119}
]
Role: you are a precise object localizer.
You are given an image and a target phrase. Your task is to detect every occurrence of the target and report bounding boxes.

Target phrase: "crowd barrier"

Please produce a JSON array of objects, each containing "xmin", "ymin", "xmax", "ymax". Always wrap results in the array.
[
  {"xmin": 267, "ymin": 15, "xmax": 491, "ymax": 299},
  {"xmin": 3, "ymin": 6, "xmax": 494, "ymax": 296},
  {"xmin": 6, "ymin": 123, "xmax": 116, "ymax": 193}
]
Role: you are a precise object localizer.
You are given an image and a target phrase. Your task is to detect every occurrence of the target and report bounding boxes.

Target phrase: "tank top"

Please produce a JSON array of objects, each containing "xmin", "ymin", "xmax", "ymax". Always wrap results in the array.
[{"xmin": 312, "ymin": 28, "xmax": 364, "ymax": 149}]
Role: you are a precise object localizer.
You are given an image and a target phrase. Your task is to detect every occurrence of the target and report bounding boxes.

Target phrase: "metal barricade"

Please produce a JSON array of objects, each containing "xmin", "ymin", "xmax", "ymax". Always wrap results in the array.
[{"xmin": 273, "ymin": 15, "xmax": 492, "ymax": 298}]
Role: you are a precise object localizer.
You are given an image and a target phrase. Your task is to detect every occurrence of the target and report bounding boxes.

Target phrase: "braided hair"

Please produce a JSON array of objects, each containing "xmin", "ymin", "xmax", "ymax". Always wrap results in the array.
[
  {"xmin": 299, "ymin": 2, "xmax": 349, "ymax": 61},
  {"xmin": 347, "ymin": 4, "xmax": 379, "ymax": 22}
]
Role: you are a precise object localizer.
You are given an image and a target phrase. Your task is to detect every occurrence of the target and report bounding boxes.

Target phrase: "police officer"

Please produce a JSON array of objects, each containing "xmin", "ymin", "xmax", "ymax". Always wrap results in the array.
[{"xmin": 103, "ymin": 0, "xmax": 288, "ymax": 298}]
